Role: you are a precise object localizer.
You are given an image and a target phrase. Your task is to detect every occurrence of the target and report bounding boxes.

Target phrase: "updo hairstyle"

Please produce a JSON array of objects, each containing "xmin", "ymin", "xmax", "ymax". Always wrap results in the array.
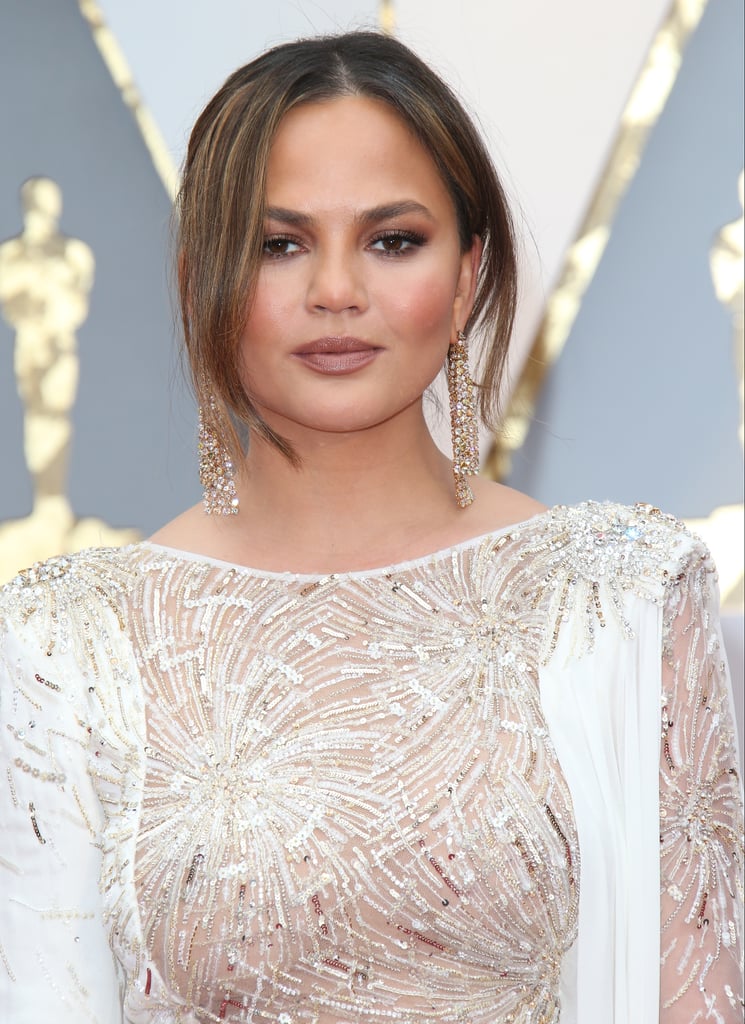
[{"xmin": 177, "ymin": 31, "xmax": 518, "ymax": 463}]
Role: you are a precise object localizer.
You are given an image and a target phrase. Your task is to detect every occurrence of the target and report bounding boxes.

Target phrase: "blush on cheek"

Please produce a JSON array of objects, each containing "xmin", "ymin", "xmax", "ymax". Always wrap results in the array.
[{"xmin": 387, "ymin": 277, "xmax": 457, "ymax": 336}]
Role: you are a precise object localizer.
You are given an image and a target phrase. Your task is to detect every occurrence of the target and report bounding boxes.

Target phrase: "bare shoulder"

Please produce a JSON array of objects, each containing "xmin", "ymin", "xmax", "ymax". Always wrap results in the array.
[
  {"xmin": 149, "ymin": 505, "xmax": 197, "ymax": 545},
  {"xmin": 148, "ymin": 503, "xmax": 225, "ymax": 556},
  {"xmin": 466, "ymin": 478, "xmax": 548, "ymax": 533}
]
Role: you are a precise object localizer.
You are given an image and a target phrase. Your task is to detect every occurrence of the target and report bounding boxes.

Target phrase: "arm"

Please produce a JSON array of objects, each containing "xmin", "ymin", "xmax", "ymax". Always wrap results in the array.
[
  {"xmin": 0, "ymin": 613, "xmax": 122, "ymax": 1022},
  {"xmin": 659, "ymin": 549, "xmax": 744, "ymax": 1021}
]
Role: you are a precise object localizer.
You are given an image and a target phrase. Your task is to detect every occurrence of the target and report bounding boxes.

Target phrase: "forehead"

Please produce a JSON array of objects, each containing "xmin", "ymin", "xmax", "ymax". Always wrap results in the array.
[{"xmin": 265, "ymin": 96, "xmax": 453, "ymax": 213}]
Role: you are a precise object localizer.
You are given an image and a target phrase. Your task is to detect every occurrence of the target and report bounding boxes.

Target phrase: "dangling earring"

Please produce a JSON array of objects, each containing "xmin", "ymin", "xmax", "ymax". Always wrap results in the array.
[
  {"xmin": 198, "ymin": 394, "xmax": 239, "ymax": 515},
  {"xmin": 447, "ymin": 329, "xmax": 479, "ymax": 508}
]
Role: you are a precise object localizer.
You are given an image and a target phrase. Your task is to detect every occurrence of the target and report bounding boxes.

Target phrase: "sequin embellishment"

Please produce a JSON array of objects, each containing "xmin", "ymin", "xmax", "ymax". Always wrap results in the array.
[{"xmin": 1, "ymin": 501, "xmax": 741, "ymax": 1023}]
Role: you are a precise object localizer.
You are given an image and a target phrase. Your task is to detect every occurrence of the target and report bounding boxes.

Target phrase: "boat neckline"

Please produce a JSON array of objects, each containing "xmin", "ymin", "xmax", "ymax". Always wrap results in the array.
[{"xmin": 139, "ymin": 507, "xmax": 554, "ymax": 583}]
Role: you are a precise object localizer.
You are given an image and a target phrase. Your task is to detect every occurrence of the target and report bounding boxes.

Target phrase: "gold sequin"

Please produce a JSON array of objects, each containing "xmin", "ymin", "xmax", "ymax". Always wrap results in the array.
[{"xmin": 1, "ymin": 501, "xmax": 742, "ymax": 1021}]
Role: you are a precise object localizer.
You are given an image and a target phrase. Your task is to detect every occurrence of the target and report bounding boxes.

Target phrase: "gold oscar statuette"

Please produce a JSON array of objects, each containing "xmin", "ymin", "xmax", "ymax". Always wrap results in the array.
[
  {"xmin": 0, "ymin": 177, "xmax": 139, "ymax": 583},
  {"xmin": 685, "ymin": 170, "xmax": 745, "ymax": 609}
]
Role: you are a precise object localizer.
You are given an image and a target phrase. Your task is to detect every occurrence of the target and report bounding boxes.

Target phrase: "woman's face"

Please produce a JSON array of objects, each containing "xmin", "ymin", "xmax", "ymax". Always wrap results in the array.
[{"xmin": 239, "ymin": 95, "xmax": 480, "ymax": 442}]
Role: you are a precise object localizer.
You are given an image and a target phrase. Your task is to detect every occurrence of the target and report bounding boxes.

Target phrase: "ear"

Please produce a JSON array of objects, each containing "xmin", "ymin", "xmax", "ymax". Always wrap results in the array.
[{"xmin": 452, "ymin": 234, "xmax": 483, "ymax": 334}]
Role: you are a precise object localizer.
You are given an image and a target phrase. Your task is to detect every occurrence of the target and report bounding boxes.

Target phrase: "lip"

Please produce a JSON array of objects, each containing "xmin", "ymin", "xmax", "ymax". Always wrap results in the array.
[
  {"xmin": 293, "ymin": 335, "xmax": 378, "ymax": 355},
  {"xmin": 292, "ymin": 336, "xmax": 382, "ymax": 375}
]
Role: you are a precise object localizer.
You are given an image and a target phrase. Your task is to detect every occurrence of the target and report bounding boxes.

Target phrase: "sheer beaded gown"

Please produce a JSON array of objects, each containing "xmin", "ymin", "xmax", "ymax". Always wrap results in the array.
[{"xmin": 1, "ymin": 502, "xmax": 742, "ymax": 1023}]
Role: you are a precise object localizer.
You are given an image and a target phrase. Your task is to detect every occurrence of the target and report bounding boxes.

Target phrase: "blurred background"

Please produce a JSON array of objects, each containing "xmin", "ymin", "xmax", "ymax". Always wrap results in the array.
[{"xmin": 0, "ymin": 0, "xmax": 742, "ymax": 734}]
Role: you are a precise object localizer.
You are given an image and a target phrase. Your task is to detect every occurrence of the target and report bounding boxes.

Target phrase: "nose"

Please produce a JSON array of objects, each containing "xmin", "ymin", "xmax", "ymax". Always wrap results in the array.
[{"xmin": 305, "ymin": 245, "xmax": 367, "ymax": 314}]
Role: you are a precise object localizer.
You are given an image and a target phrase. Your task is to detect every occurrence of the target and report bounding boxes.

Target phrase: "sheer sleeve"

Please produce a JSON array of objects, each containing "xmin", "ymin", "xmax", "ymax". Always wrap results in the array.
[
  {"xmin": 659, "ymin": 548, "xmax": 744, "ymax": 1021},
  {"xmin": 0, "ymin": 610, "xmax": 122, "ymax": 1022}
]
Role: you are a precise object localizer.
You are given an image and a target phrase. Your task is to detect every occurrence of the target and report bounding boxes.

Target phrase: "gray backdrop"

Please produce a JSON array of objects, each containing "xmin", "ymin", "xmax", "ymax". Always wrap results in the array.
[
  {"xmin": 505, "ymin": 0, "xmax": 744, "ymax": 520},
  {"xmin": 0, "ymin": 0, "xmax": 198, "ymax": 535}
]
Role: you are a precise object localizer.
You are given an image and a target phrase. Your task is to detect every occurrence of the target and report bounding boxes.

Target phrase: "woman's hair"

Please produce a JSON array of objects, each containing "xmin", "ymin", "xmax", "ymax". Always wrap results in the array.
[{"xmin": 177, "ymin": 30, "xmax": 518, "ymax": 463}]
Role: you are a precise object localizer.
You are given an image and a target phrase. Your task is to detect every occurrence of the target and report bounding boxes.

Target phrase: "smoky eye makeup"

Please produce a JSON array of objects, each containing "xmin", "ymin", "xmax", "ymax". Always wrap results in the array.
[
  {"xmin": 261, "ymin": 234, "xmax": 305, "ymax": 258},
  {"xmin": 368, "ymin": 228, "xmax": 428, "ymax": 255}
]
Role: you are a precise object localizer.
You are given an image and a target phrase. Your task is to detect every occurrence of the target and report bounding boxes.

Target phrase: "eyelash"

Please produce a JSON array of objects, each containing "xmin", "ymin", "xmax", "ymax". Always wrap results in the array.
[
  {"xmin": 262, "ymin": 234, "xmax": 303, "ymax": 258},
  {"xmin": 261, "ymin": 229, "xmax": 427, "ymax": 259},
  {"xmin": 369, "ymin": 229, "xmax": 427, "ymax": 255}
]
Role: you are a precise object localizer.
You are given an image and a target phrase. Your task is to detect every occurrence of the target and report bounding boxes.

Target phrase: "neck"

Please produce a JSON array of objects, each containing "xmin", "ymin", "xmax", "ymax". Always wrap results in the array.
[{"xmin": 232, "ymin": 406, "xmax": 458, "ymax": 569}]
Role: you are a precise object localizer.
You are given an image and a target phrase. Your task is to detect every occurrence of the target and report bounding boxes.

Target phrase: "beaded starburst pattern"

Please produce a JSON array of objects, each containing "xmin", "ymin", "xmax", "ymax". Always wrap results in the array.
[{"xmin": 1, "ymin": 501, "xmax": 742, "ymax": 1023}]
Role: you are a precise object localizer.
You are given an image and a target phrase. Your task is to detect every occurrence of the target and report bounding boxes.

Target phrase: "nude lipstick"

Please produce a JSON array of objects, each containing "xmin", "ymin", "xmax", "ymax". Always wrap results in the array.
[{"xmin": 292, "ymin": 336, "xmax": 381, "ymax": 375}]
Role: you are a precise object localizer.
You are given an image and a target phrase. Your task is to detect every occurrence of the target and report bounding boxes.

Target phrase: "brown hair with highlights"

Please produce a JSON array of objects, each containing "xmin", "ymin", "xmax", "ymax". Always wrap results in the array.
[{"xmin": 177, "ymin": 30, "xmax": 518, "ymax": 464}]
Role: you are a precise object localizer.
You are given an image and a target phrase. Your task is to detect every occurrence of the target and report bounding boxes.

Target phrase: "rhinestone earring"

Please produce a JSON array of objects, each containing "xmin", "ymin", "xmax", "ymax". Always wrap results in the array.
[
  {"xmin": 447, "ymin": 330, "xmax": 479, "ymax": 508},
  {"xmin": 198, "ymin": 394, "xmax": 239, "ymax": 515}
]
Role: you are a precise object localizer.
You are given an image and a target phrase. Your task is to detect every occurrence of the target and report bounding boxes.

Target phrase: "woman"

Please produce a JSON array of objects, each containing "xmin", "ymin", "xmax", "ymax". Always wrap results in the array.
[{"xmin": 0, "ymin": 30, "xmax": 742, "ymax": 1024}]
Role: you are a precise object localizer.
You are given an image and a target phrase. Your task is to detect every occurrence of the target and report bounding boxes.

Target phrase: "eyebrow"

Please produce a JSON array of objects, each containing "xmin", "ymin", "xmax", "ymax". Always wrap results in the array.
[{"xmin": 264, "ymin": 200, "xmax": 435, "ymax": 228}]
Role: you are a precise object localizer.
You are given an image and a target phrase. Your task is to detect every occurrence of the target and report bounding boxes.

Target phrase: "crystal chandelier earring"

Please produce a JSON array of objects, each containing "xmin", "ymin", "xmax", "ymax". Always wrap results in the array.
[
  {"xmin": 198, "ymin": 393, "xmax": 239, "ymax": 514},
  {"xmin": 447, "ymin": 329, "xmax": 479, "ymax": 508}
]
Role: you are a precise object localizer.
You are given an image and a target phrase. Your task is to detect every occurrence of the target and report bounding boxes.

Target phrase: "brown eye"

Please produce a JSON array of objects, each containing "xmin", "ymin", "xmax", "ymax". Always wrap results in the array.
[
  {"xmin": 370, "ymin": 231, "xmax": 425, "ymax": 255},
  {"xmin": 380, "ymin": 235, "xmax": 404, "ymax": 252},
  {"xmin": 263, "ymin": 237, "xmax": 301, "ymax": 257}
]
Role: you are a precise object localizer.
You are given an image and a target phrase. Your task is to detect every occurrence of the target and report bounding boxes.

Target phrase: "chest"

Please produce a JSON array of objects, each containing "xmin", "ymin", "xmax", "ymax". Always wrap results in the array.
[{"xmin": 106, "ymin": 568, "xmax": 579, "ymax": 1020}]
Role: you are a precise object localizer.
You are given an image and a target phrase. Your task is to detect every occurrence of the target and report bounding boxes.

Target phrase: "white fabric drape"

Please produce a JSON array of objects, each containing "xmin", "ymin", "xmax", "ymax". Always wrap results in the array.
[{"xmin": 541, "ymin": 598, "xmax": 662, "ymax": 1023}]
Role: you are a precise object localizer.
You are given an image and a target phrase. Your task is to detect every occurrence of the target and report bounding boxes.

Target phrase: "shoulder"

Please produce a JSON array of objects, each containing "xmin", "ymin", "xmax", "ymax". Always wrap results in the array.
[
  {"xmin": 538, "ymin": 500, "xmax": 709, "ymax": 590},
  {"xmin": 0, "ymin": 545, "xmax": 143, "ymax": 672},
  {"xmin": 465, "ymin": 479, "xmax": 547, "ymax": 535},
  {"xmin": 506, "ymin": 500, "xmax": 712, "ymax": 661},
  {"xmin": 148, "ymin": 503, "xmax": 203, "ymax": 548}
]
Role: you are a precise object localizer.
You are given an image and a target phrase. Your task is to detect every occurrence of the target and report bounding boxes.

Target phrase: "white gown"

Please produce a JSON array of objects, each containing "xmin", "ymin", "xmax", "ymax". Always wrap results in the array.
[{"xmin": 0, "ymin": 501, "xmax": 742, "ymax": 1023}]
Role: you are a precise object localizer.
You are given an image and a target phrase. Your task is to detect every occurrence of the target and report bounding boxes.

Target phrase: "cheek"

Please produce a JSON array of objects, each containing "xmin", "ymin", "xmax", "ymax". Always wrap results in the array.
[
  {"xmin": 243, "ymin": 281, "xmax": 291, "ymax": 338},
  {"xmin": 238, "ymin": 284, "xmax": 293, "ymax": 380},
  {"xmin": 380, "ymin": 268, "xmax": 458, "ymax": 337}
]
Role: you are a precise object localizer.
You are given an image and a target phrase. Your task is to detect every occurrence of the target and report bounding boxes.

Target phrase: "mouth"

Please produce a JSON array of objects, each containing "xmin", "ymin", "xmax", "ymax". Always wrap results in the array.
[{"xmin": 292, "ymin": 336, "xmax": 381, "ymax": 375}]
